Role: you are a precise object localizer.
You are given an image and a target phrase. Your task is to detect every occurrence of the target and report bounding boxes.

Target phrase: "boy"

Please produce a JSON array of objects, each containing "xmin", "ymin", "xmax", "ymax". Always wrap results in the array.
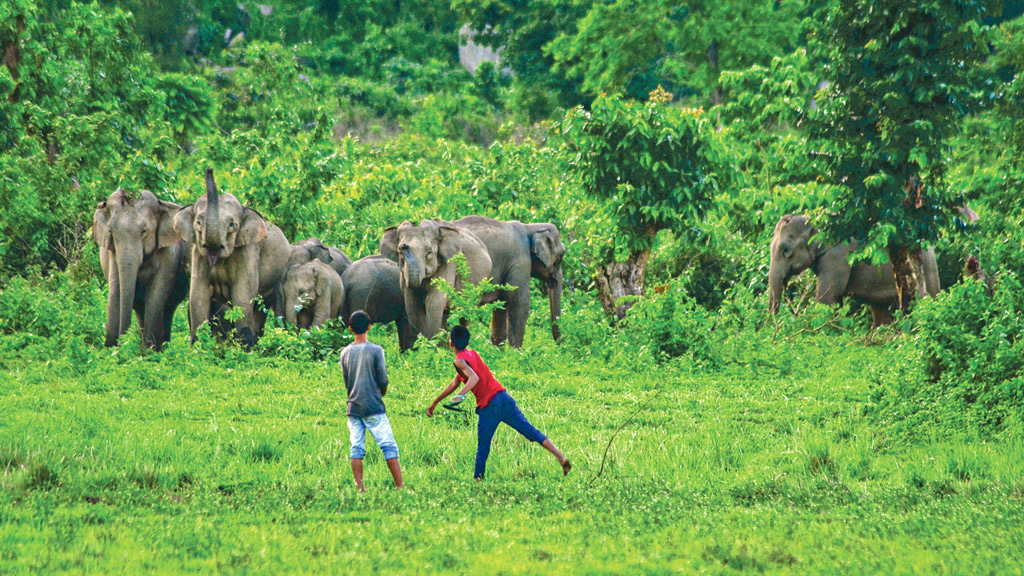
[
  {"xmin": 427, "ymin": 325, "xmax": 571, "ymax": 480},
  {"xmin": 339, "ymin": 310, "xmax": 403, "ymax": 492}
]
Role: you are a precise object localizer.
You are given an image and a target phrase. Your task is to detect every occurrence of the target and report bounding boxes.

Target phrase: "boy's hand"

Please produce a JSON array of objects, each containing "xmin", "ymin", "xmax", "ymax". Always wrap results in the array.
[
  {"xmin": 450, "ymin": 394, "xmax": 467, "ymax": 405},
  {"xmin": 426, "ymin": 402, "xmax": 437, "ymax": 417}
]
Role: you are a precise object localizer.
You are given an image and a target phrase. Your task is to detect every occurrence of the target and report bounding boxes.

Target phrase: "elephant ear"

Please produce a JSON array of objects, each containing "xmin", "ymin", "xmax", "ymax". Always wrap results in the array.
[
  {"xmin": 173, "ymin": 204, "xmax": 197, "ymax": 245},
  {"xmin": 156, "ymin": 200, "xmax": 183, "ymax": 249},
  {"xmin": 314, "ymin": 261, "xmax": 330, "ymax": 297},
  {"xmin": 236, "ymin": 208, "xmax": 269, "ymax": 246},
  {"xmin": 531, "ymin": 226, "xmax": 564, "ymax": 269},
  {"xmin": 435, "ymin": 221, "xmax": 462, "ymax": 262},
  {"xmin": 92, "ymin": 201, "xmax": 113, "ymax": 250},
  {"xmin": 379, "ymin": 226, "xmax": 400, "ymax": 261}
]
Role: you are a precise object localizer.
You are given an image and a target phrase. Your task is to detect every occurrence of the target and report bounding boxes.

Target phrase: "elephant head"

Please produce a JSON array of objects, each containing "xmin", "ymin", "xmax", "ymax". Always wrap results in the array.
[
  {"xmin": 93, "ymin": 189, "xmax": 182, "ymax": 347},
  {"xmin": 768, "ymin": 214, "xmax": 822, "ymax": 313},
  {"xmin": 380, "ymin": 220, "xmax": 492, "ymax": 339},
  {"xmin": 173, "ymin": 168, "xmax": 268, "ymax": 268},
  {"xmin": 291, "ymin": 237, "xmax": 352, "ymax": 277},
  {"xmin": 281, "ymin": 260, "xmax": 343, "ymax": 329},
  {"xmin": 384, "ymin": 220, "xmax": 491, "ymax": 290},
  {"xmin": 525, "ymin": 223, "xmax": 566, "ymax": 341}
]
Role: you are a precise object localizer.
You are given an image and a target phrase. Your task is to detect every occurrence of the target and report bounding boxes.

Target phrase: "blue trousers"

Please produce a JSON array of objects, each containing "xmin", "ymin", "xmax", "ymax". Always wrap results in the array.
[{"xmin": 475, "ymin": 391, "xmax": 547, "ymax": 479}]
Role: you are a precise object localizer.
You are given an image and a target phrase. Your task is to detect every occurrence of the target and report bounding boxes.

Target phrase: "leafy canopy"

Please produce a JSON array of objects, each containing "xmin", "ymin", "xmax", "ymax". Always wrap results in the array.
[
  {"xmin": 562, "ymin": 89, "xmax": 729, "ymax": 259},
  {"xmin": 809, "ymin": 0, "xmax": 999, "ymax": 258}
]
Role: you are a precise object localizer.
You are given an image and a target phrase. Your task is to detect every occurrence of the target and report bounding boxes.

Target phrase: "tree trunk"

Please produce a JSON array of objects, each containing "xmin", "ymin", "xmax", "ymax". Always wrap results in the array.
[
  {"xmin": 887, "ymin": 246, "xmax": 921, "ymax": 314},
  {"xmin": 708, "ymin": 41, "xmax": 722, "ymax": 106},
  {"xmin": 3, "ymin": 14, "xmax": 24, "ymax": 103},
  {"xmin": 595, "ymin": 249, "xmax": 650, "ymax": 320}
]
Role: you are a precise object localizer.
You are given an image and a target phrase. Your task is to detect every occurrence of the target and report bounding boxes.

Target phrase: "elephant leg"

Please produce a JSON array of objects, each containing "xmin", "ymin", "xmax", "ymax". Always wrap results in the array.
[
  {"xmin": 188, "ymin": 263, "xmax": 212, "ymax": 345},
  {"xmin": 504, "ymin": 284, "xmax": 530, "ymax": 349},
  {"xmin": 422, "ymin": 289, "xmax": 447, "ymax": 339},
  {"xmin": 490, "ymin": 306, "xmax": 508, "ymax": 346},
  {"xmin": 396, "ymin": 315, "xmax": 415, "ymax": 352},
  {"xmin": 870, "ymin": 306, "xmax": 893, "ymax": 328}
]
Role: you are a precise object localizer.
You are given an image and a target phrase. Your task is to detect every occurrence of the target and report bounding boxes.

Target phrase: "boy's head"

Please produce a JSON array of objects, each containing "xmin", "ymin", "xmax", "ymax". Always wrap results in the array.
[
  {"xmin": 449, "ymin": 325, "xmax": 470, "ymax": 351},
  {"xmin": 349, "ymin": 310, "xmax": 371, "ymax": 335}
]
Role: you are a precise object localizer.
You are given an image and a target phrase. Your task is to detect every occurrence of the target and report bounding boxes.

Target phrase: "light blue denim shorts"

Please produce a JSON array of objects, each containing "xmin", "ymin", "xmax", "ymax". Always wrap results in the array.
[{"xmin": 348, "ymin": 413, "xmax": 399, "ymax": 460}]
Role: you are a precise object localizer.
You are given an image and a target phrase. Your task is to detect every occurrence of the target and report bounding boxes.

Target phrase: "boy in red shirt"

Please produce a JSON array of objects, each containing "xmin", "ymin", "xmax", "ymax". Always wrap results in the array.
[{"xmin": 427, "ymin": 325, "xmax": 571, "ymax": 479}]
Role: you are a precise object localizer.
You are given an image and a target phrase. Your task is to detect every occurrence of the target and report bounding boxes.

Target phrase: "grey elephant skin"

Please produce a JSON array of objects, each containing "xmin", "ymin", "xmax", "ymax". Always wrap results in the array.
[
  {"xmin": 340, "ymin": 255, "xmax": 416, "ymax": 351},
  {"xmin": 288, "ymin": 237, "xmax": 352, "ymax": 277},
  {"xmin": 93, "ymin": 189, "xmax": 189, "ymax": 350},
  {"xmin": 452, "ymin": 216, "xmax": 565, "ymax": 347},
  {"xmin": 379, "ymin": 220, "xmax": 493, "ymax": 340},
  {"xmin": 281, "ymin": 259, "xmax": 344, "ymax": 329},
  {"xmin": 768, "ymin": 214, "xmax": 940, "ymax": 326},
  {"xmin": 173, "ymin": 169, "xmax": 291, "ymax": 348}
]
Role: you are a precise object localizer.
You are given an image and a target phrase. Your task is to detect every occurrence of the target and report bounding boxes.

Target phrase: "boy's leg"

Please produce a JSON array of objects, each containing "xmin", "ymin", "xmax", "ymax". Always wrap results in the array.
[
  {"xmin": 348, "ymin": 417, "xmax": 368, "ymax": 492},
  {"xmin": 501, "ymin": 394, "xmax": 571, "ymax": 476},
  {"xmin": 365, "ymin": 414, "xmax": 403, "ymax": 489},
  {"xmin": 475, "ymin": 403, "xmax": 503, "ymax": 479}
]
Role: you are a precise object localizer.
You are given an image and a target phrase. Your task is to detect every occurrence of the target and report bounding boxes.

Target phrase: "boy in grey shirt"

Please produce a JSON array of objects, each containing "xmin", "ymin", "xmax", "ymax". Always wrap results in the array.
[{"xmin": 339, "ymin": 310, "xmax": 403, "ymax": 492}]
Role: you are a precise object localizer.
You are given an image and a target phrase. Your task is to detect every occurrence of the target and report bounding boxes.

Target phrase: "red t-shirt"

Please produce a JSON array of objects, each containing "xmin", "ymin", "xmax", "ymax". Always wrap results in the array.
[{"xmin": 455, "ymin": 348, "xmax": 506, "ymax": 409}]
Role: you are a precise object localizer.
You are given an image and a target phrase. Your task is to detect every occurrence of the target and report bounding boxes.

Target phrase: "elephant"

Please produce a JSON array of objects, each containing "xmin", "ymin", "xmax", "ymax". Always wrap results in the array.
[
  {"xmin": 288, "ymin": 237, "xmax": 352, "ymax": 278},
  {"xmin": 523, "ymin": 222, "xmax": 566, "ymax": 342},
  {"xmin": 379, "ymin": 219, "xmax": 493, "ymax": 340},
  {"xmin": 340, "ymin": 255, "xmax": 416, "ymax": 351},
  {"xmin": 450, "ymin": 217, "xmax": 566, "ymax": 347},
  {"xmin": 280, "ymin": 259, "xmax": 344, "ymax": 329},
  {"xmin": 173, "ymin": 169, "xmax": 292, "ymax": 348},
  {"xmin": 768, "ymin": 214, "xmax": 940, "ymax": 326},
  {"xmin": 92, "ymin": 189, "xmax": 189, "ymax": 350}
]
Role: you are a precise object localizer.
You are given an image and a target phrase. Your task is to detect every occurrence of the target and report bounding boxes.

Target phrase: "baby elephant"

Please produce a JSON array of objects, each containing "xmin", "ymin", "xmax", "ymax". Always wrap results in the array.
[{"xmin": 280, "ymin": 260, "xmax": 344, "ymax": 329}]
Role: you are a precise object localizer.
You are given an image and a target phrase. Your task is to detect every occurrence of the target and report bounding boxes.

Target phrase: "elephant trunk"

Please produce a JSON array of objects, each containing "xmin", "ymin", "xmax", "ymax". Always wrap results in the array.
[
  {"xmin": 768, "ymin": 255, "xmax": 786, "ymax": 314},
  {"xmin": 284, "ymin": 297, "xmax": 300, "ymax": 327},
  {"xmin": 548, "ymin": 270, "xmax": 563, "ymax": 341},
  {"xmin": 402, "ymin": 250, "xmax": 423, "ymax": 288},
  {"xmin": 104, "ymin": 258, "xmax": 121, "ymax": 347},
  {"xmin": 115, "ymin": 244, "xmax": 142, "ymax": 344}
]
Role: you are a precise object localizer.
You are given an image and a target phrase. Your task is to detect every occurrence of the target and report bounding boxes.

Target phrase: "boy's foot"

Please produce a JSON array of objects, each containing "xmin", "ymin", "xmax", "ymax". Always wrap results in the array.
[{"xmin": 561, "ymin": 458, "xmax": 572, "ymax": 476}]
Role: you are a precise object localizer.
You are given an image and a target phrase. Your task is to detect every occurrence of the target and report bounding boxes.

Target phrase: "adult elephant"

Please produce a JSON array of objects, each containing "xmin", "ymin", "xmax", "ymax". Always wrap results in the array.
[
  {"xmin": 451, "ymin": 217, "xmax": 566, "ymax": 347},
  {"xmin": 92, "ymin": 189, "xmax": 189, "ymax": 350},
  {"xmin": 379, "ymin": 220, "xmax": 492, "ymax": 340},
  {"xmin": 768, "ymin": 214, "xmax": 940, "ymax": 326},
  {"xmin": 174, "ymin": 169, "xmax": 291, "ymax": 349},
  {"xmin": 288, "ymin": 237, "xmax": 352, "ymax": 277},
  {"xmin": 523, "ymin": 222, "xmax": 566, "ymax": 342},
  {"xmin": 280, "ymin": 260, "xmax": 344, "ymax": 329},
  {"xmin": 340, "ymin": 255, "xmax": 416, "ymax": 351}
]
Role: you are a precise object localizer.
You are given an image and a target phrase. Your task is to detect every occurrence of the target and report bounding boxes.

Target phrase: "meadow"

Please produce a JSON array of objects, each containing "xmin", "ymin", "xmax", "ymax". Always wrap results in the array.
[{"xmin": 2, "ymin": 313, "xmax": 1022, "ymax": 574}]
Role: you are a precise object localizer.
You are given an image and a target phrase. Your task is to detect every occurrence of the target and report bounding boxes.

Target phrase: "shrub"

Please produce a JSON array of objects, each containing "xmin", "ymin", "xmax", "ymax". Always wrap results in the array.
[{"xmin": 870, "ymin": 275, "xmax": 1024, "ymax": 438}]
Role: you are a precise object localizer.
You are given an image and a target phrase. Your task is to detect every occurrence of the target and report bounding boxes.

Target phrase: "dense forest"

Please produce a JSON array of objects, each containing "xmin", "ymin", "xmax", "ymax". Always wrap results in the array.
[{"xmin": 1, "ymin": 1, "xmax": 1024, "ymax": 572}]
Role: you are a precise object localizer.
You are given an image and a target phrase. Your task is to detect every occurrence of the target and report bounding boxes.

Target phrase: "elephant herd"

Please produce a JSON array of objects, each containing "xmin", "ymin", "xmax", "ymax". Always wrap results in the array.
[{"xmin": 93, "ymin": 169, "xmax": 566, "ymax": 351}]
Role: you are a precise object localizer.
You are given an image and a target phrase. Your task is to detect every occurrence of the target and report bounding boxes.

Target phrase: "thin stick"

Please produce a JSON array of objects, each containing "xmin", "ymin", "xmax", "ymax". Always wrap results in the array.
[{"xmin": 588, "ymin": 388, "xmax": 664, "ymax": 488}]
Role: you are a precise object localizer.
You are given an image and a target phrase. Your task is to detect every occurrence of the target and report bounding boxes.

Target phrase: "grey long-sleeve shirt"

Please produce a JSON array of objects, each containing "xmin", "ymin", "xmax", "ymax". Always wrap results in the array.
[{"xmin": 339, "ymin": 342, "xmax": 389, "ymax": 418}]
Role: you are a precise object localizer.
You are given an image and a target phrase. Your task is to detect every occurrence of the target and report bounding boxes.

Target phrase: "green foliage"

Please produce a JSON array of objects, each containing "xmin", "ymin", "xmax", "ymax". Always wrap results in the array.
[
  {"xmin": 618, "ymin": 279, "xmax": 720, "ymax": 366},
  {"xmin": 809, "ymin": 0, "xmax": 999, "ymax": 255},
  {"xmin": 563, "ymin": 93, "xmax": 730, "ymax": 259},
  {"xmin": 871, "ymin": 276, "xmax": 1024, "ymax": 439},
  {"xmin": 548, "ymin": 0, "xmax": 805, "ymax": 103},
  {"xmin": 431, "ymin": 253, "xmax": 514, "ymax": 339}
]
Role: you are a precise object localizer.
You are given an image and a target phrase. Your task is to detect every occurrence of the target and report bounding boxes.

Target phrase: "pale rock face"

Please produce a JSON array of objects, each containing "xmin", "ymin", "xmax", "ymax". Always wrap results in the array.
[{"xmin": 458, "ymin": 25, "xmax": 511, "ymax": 76}]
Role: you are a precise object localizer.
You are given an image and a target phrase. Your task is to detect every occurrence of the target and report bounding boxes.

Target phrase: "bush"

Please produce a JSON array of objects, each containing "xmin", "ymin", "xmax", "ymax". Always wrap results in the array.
[
  {"xmin": 617, "ymin": 277, "xmax": 721, "ymax": 367},
  {"xmin": 870, "ymin": 275, "xmax": 1024, "ymax": 438}
]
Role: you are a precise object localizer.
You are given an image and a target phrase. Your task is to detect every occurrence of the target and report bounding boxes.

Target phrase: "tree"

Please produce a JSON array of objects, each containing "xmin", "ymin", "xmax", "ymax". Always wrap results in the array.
[
  {"xmin": 548, "ymin": 0, "xmax": 805, "ymax": 105},
  {"xmin": 562, "ymin": 88, "xmax": 730, "ymax": 318},
  {"xmin": 809, "ymin": 0, "xmax": 999, "ymax": 312}
]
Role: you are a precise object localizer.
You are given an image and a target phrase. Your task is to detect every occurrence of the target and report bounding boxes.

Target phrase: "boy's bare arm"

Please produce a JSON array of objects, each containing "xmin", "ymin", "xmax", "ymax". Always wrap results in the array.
[
  {"xmin": 453, "ymin": 359, "xmax": 479, "ymax": 396},
  {"xmin": 427, "ymin": 375, "xmax": 462, "ymax": 417}
]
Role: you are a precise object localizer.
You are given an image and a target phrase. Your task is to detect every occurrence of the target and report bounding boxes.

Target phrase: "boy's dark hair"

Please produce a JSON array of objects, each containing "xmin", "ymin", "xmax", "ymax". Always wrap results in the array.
[
  {"xmin": 450, "ymin": 325, "xmax": 470, "ymax": 350},
  {"xmin": 349, "ymin": 310, "xmax": 371, "ymax": 335}
]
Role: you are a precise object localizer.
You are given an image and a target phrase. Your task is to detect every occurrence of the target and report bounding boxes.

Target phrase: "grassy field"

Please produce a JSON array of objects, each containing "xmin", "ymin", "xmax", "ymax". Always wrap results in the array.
[{"xmin": 1, "ymin": 327, "xmax": 1022, "ymax": 575}]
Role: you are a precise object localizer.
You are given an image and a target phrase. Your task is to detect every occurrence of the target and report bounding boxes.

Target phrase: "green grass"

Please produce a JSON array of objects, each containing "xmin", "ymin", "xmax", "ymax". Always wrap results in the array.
[{"xmin": 1, "ymin": 328, "xmax": 1022, "ymax": 574}]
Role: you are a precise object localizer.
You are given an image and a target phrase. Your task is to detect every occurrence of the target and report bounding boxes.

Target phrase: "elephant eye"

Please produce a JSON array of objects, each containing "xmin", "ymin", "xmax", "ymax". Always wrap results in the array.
[
  {"xmin": 228, "ymin": 221, "xmax": 238, "ymax": 230},
  {"xmin": 399, "ymin": 243, "xmax": 409, "ymax": 251}
]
